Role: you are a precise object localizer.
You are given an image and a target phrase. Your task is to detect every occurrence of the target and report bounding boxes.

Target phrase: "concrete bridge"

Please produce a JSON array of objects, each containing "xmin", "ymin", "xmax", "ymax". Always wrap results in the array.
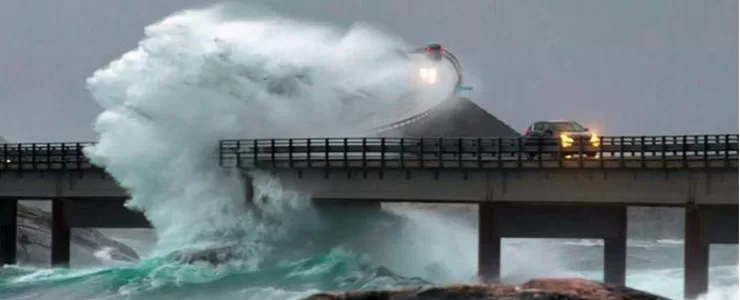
[{"xmin": 0, "ymin": 133, "xmax": 737, "ymax": 298}]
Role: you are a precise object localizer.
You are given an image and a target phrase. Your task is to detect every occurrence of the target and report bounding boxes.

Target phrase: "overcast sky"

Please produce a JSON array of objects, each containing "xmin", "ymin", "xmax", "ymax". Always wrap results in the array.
[{"xmin": 0, "ymin": 0, "xmax": 736, "ymax": 142}]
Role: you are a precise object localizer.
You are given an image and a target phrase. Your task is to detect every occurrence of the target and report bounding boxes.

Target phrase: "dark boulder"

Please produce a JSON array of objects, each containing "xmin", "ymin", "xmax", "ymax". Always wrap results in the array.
[{"xmin": 302, "ymin": 278, "xmax": 671, "ymax": 300}]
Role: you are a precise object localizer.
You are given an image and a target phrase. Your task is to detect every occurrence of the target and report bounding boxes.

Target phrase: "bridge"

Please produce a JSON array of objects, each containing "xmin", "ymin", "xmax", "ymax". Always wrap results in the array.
[
  {"xmin": 0, "ymin": 133, "xmax": 737, "ymax": 298},
  {"xmin": 0, "ymin": 44, "xmax": 737, "ymax": 299}
]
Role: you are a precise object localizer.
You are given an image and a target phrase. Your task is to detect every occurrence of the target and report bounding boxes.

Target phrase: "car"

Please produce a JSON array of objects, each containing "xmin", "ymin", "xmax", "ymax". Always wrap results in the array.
[
  {"xmin": 424, "ymin": 43, "xmax": 444, "ymax": 61},
  {"xmin": 522, "ymin": 120, "xmax": 600, "ymax": 158}
]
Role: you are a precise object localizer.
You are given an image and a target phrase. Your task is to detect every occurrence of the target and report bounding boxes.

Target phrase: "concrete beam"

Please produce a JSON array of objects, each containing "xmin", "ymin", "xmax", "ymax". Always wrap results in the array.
[
  {"xmin": 491, "ymin": 203, "xmax": 627, "ymax": 239},
  {"xmin": 269, "ymin": 168, "xmax": 738, "ymax": 205},
  {"xmin": 0, "ymin": 170, "xmax": 127, "ymax": 199},
  {"xmin": 63, "ymin": 198, "xmax": 151, "ymax": 228},
  {"xmin": 701, "ymin": 204, "xmax": 739, "ymax": 244},
  {"xmin": 0, "ymin": 168, "xmax": 737, "ymax": 205}
]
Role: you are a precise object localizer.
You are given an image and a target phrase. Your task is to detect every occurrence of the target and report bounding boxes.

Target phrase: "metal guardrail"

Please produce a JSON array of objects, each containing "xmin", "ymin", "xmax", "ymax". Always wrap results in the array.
[
  {"xmin": 0, "ymin": 135, "xmax": 737, "ymax": 171},
  {"xmin": 0, "ymin": 142, "xmax": 96, "ymax": 170},
  {"xmin": 219, "ymin": 135, "xmax": 740, "ymax": 169}
]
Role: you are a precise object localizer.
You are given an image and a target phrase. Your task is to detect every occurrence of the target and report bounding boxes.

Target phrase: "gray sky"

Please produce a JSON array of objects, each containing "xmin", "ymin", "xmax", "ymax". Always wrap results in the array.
[{"xmin": 0, "ymin": 0, "xmax": 736, "ymax": 142}]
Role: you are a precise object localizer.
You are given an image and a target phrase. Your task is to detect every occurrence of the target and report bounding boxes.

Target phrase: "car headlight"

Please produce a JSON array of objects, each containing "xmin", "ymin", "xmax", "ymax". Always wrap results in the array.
[
  {"xmin": 560, "ymin": 134, "xmax": 574, "ymax": 147},
  {"xmin": 590, "ymin": 133, "xmax": 599, "ymax": 147}
]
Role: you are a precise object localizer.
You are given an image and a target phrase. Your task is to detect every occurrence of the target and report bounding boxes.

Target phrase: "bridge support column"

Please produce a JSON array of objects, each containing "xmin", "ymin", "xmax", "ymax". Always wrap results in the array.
[
  {"xmin": 684, "ymin": 204, "xmax": 709, "ymax": 299},
  {"xmin": 478, "ymin": 202, "xmax": 500, "ymax": 283},
  {"xmin": 0, "ymin": 199, "xmax": 18, "ymax": 265},
  {"xmin": 51, "ymin": 199, "xmax": 70, "ymax": 267},
  {"xmin": 603, "ymin": 205, "xmax": 627, "ymax": 286},
  {"xmin": 244, "ymin": 175, "xmax": 254, "ymax": 205}
]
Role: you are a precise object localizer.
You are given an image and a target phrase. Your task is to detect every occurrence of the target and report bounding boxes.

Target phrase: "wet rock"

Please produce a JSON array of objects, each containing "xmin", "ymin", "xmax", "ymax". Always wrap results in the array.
[
  {"xmin": 166, "ymin": 244, "xmax": 239, "ymax": 265},
  {"xmin": 302, "ymin": 278, "xmax": 671, "ymax": 300}
]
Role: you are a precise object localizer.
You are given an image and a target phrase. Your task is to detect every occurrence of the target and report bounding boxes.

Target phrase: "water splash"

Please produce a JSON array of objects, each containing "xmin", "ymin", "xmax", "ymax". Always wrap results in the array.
[{"xmin": 81, "ymin": 2, "xmax": 455, "ymax": 260}]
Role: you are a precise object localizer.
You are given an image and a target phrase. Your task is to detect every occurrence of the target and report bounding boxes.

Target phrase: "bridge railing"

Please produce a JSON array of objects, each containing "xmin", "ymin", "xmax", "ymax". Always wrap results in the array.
[
  {"xmin": 219, "ymin": 134, "xmax": 739, "ymax": 169},
  {"xmin": 0, "ymin": 135, "xmax": 737, "ymax": 171},
  {"xmin": 0, "ymin": 142, "xmax": 96, "ymax": 170}
]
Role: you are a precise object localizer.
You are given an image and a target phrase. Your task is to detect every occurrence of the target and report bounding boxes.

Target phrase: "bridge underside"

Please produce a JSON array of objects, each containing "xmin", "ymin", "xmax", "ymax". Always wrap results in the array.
[{"xmin": 0, "ymin": 197, "xmax": 149, "ymax": 267}]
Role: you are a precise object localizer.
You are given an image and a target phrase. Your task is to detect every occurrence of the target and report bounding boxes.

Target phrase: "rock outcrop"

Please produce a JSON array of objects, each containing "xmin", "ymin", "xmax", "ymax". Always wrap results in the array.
[
  {"xmin": 16, "ymin": 203, "xmax": 140, "ymax": 265},
  {"xmin": 303, "ymin": 278, "xmax": 670, "ymax": 300}
]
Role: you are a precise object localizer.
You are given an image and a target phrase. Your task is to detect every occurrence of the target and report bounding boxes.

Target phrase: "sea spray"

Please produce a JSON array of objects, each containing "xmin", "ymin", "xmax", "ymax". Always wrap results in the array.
[{"xmin": 81, "ymin": 2, "xmax": 456, "ymax": 261}]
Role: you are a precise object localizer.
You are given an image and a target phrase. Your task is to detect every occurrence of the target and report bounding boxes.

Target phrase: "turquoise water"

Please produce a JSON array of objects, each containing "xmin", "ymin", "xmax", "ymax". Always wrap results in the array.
[
  {"xmin": 0, "ymin": 248, "xmax": 429, "ymax": 300},
  {"xmin": 0, "ymin": 208, "xmax": 737, "ymax": 300}
]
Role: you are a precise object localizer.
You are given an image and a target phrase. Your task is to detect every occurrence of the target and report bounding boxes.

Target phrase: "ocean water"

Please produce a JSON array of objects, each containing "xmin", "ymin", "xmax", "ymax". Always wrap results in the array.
[{"xmin": 0, "ymin": 3, "xmax": 736, "ymax": 300}]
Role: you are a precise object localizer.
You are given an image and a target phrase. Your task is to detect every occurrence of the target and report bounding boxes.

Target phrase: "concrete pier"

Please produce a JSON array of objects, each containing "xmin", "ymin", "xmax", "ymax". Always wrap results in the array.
[
  {"xmin": 477, "ymin": 202, "xmax": 628, "ymax": 286},
  {"xmin": 604, "ymin": 206, "xmax": 627, "ymax": 286},
  {"xmin": 51, "ymin": 199, "xmax": 70, "ymax": 267},
  {"xmin": 478, "ymin": 203, "xmax": 499, "ymax": 282},
  {"xmin": 684, "ymin": 204, "xmax": 738, "ymax": 299},
  {"xmin": 0, "ymin": 199, "xmax": 17, "ymax": 265}
]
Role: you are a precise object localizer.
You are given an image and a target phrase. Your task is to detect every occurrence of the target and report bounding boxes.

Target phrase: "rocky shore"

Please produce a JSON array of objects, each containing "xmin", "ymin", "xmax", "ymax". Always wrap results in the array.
[{"xmin": 303, "ymin": 278, "xmax": 671, "ymax": 300}]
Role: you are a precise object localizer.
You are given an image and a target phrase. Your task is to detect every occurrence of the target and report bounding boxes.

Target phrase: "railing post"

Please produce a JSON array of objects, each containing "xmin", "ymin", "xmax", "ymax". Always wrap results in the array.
[
  {"xmin": 419, "ymin": 138, "xmax": 425, "ymax": 169},
  {"xmin": 703, "ymin": 135, "xmax": 708, "ymax": 168},
  {"xmin": 661, "ymin": 136, "xmax": 667, "ymax": 169},
  {"xmin": 271, "ymin": 139, "xmax": 276, "ymax": 168},
  {"xmin": 557, "ymin": 137, "xmax": 564, "ymax": 168},
  {"xmin": 2, "ymin": 144, "xmax": 6, "ymax": 169},
  {"xmin": 288, "ymin": 139, "xmax": 293, "ymax": 168},
  {"xmin": 76, "ymin": 143, "xmax": 82, "ymax": 169},
  {"xmin": 578, "ymin": 136, "xmax": 585, "ymax": 168},
  {"xmin": 496, "ymin": 137, "xmax": 502, "ymax": 168},
  {"xmin": 640, "ymin": 136, "xmax": 645, "ymax": 168},
  {"xmin": 381, "ymin": 137, "xmax": 386, "ymax": 169},
  {"xmin": 362, "ymin": 138, "xmax": 367, "ymax": 176},
  {"xmin": 343, "ymin": 138, "xmax": 348, "ymax": 169},
  {"xmin": 218, "ymin": 141, "xmax": 223, "ymax": 167},
  {"xmin": 17, "ymin": 144, "xmax": 23, "ymax": 171},
  {"xmin": 682, "ymin": 136, "xmax": 687, "ymax": 168},
  {"xmin": 236, "ymin": 140, "xmax": 242, "ymax": 168},
  {"xmin": 725, "ymin": 135, "xmax": 730, "ymax": 167},
  {"xmin": 46, "ymin": 143, "xmax": 51, "ymax": 169},
  {"xmin": 437, "ymin": 137, "xmax": 443, "ymax": 168},
  {"xmin": 617, "ymin": 137, "xmax": 624, "ymax": 168},
  {"xmin": 598, "ymin": 136, "xmax": 604, "ymax": 168},
  {"xmin": 457, "ymin": 138, "xmax": 462, "ymax": 168},
  {"xmin": 324, "ymin": 138, "xmax": 329, "ymax": 168},
  {"xmin": 536, "ymin": 136, "xmax": 542, "ymax": 167},
  {"xmin": 516, "ymin": 137, "xmax": 522, "ymax": 168},
  {"xmin": 400, "ymin": 138, "xmax": 406, "ymax": 169},
  {"xmin": 251, "ymin": 140, "xmax": 257, "ymax": 166},
  {"xmin": 306, "ymin": 139, "xmax": 311, "ymax": 168},
  {"xmin": 477, "ymin": 138, "xmax": 482, "ymax": 168},
  {"xmin": 32, "ymin": 144, "xmax": 37, "ymax": 169}
]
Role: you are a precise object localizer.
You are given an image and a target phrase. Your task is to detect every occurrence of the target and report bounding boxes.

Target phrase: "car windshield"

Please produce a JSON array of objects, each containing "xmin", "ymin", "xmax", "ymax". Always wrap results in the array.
[{"xmin": 551, "ymin": 122, "xmax": 586, "ymax": 132}]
